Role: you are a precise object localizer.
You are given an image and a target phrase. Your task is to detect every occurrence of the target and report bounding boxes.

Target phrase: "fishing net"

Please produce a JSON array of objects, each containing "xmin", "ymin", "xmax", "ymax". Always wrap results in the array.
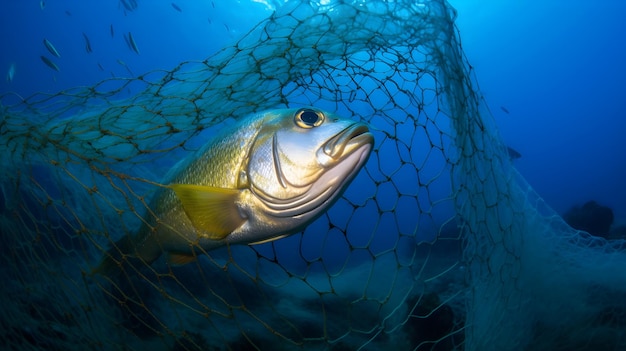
[{"xmin": 2, "ymin": 0, "xmax": 626, "ymax": 350}]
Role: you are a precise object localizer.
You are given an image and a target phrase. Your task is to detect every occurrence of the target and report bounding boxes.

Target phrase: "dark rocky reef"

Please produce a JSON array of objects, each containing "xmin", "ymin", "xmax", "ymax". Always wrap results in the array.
[
  {"xmin": 563, "ymin": 201, "xmax": 614, "ymax": 238},
  {"xmin": 405, "ymin": 292, "xmax": 463, "ymax": 351}
]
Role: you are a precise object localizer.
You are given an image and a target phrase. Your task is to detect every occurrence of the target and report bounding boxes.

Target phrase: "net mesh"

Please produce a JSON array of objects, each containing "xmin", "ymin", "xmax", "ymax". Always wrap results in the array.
[{"xmin": 2, "ymin": 0, "xmax": 626, "ymax": 350}]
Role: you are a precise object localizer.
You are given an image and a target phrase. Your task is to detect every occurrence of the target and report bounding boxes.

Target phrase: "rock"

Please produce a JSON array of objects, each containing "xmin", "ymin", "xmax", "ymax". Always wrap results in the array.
[
  {"xmin": 405, "ymin": 292, "xmax": 462, "ymax": 351},
  {"xmin": 563, "ymin": 201, "xmax": 614, "ymax": 238}
]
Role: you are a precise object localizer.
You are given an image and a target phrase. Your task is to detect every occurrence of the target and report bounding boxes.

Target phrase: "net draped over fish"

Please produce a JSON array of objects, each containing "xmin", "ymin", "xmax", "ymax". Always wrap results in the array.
[{"xmin": 2, "ymin": 0, "xmax": 626, "ymax": 350}]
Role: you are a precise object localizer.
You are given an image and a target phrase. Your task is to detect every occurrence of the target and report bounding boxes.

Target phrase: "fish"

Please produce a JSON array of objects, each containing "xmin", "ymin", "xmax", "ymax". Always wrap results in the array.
[
  {"xmin": 6, "ymin": 63, "xmax": 16, "ymax": 82},
  {"xmin": 120, "ymin": 0, "xmax": 138, "ymax": 12},
  {"xmin": 171, "ymin": 2, "xmax": 182, "ymax": 12},
  {"xmin": 127, "ymin": 32, "xmax": 140, "ymax": 54},
  {"xmin": 116, "ymin": 59, "xmax": 134, "ymax": 76},
  {"xmin": 94, "ymin": 107, "xmax": 373, "ymax": 274},
  {"xmin": 40, "ymin": 0, "xmax": 45, "ymax": 10},
  {"xmin": 506, "ymin": 146, "xmax": 521, "ymax": 160},
  {"xmin": 82, "ymin": 32, "xmax": 92, "ymax": 53},
  {"xmin": 40, "ymin": 55, "xmax": 60, "ymax": 72},
  {"xmin": 122, "ymin": 33, "xmax": 130, "ymax": 48},
  {"xmin": 500, "ymin": 106, "xmax": 510, "ymax": 114},
  {"xmin": 43, "ymin": 38, "xmax": 61, "ymax": 58},
  {"xmin": 110, "ymin": 24, "xmax": 115, "ymax": 38}
]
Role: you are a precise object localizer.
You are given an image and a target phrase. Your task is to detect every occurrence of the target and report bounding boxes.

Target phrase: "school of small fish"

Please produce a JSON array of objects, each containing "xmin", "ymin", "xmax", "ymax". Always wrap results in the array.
[{"xmin": 12, "ymin": 0, "xmax": 190, "ymax": 78}]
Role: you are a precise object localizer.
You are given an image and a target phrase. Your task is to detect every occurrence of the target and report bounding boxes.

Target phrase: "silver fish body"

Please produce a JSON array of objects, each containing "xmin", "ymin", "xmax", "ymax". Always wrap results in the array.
[
  {"xmin": 96, "ymin": 107, "xmax": 373, "ymax": 272},
  {"xmin": 126, "ymin": 32, "xmax": 140, "ymax": 54},
  {"xmin": 82, "ymin": 32, "xmax": 92, "ymax": 53},
  {"xmin": 6, "ymin": 63, "xmax": 16, "ymax": 82},
  {"xmin": 43, "ymin": 38, "xmax": 60, "ymax": 58},
  {"xmin": 40, "ymin": 55, "xmax": 59, "ymax": 72}
]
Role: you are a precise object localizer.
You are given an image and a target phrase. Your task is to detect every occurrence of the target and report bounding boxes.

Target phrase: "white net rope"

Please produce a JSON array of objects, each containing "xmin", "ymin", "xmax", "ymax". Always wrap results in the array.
[{"xmin": 2, "ymin": 1, "xmax": 626, "ymax": 350}]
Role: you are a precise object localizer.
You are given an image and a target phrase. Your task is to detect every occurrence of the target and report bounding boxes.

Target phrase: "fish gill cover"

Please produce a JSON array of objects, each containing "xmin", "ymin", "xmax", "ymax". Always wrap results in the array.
[{"xmin": 1, "ymin": 0, "xmax": 626, "ymax": 350}]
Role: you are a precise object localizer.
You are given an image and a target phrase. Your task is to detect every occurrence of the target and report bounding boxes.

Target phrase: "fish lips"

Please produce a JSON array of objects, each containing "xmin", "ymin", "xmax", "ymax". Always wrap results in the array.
[{"xmin": 318, "ymin": 122, "xmax": 374, "ymax": 167}]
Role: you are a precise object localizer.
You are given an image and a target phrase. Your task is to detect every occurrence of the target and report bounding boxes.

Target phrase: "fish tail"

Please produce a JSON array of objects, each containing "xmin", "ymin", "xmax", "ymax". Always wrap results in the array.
[{"xmin": 92, "ymin": 229, "xmax": 163, "ymax": 277}]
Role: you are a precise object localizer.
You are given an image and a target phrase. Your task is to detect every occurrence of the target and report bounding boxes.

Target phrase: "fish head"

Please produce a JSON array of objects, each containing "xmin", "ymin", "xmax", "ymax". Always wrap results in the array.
[{"xmin": 246, "ymin": 107, "xmax": 373, "ymax": 222}]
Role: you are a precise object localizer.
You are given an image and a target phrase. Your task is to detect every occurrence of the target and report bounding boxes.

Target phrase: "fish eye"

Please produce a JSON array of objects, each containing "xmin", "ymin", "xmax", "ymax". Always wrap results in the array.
[{"xmin": 294, "ymin": 108, "xmax": 324, "ymax": 129}]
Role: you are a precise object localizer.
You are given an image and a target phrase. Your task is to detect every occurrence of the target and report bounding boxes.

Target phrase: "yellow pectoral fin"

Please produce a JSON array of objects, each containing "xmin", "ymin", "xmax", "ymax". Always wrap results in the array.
[{"xmin": 169, "ymin": 184, "xmax": 245, "ymax": 240}]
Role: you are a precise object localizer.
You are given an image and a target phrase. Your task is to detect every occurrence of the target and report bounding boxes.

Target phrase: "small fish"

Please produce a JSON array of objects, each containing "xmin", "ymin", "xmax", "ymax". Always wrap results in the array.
[
  {"xmin": 94, "ymin": 108, "xmax": 373, "ymax": 275},
  {"xmin": 65, "ymin": 10, "xmax": 72, "ymax": 16},
  {"xmin": 127, "ymin": 32, "xmax": 140, "ymax": 54},
  {"xmin": 97, "ymin": 62, "xmax": 105, "ymax": 71},
  {"xmin": 43, "ymin": 38, "xmax": 61, "ymax": 58},
  {"xmin": 6, "ymin": 63, "xmax": 16, "ymax": 82},
  {"xmin": 110, "ymin": 24, "xmax": 115, "ymax": 38},
  {"xmin": 40, "ymin": 55, "xmax": 60, "ymax": 72},
  {"xmin": 122, "ymin": 33, "xmax": 130, "ymax": 48},
  {"xmin": 116, "ymin": 59, "xmax": 134, "ymax": 76},
  {"xmin": 207, "ymin": 18, "xmax": 212, "ymax": 25},
  {"xmin": 171, "ymin": 2, "xmax": 182, "ymax": 12},
  {"xmin": 120, "ymin": 0, "xmax": 137, "ymax": 12},
  {"xmin": 500, "ymin": 106, "xmax": 510, "ymax": 114},
  {"xmin": 506, "ymin": 146, "xmax": 521, "ymax": 160},
  {"xmin": 40, "ymin": 0, "xmax": 45, "ymax": 10},
  {"xmin": 82, "ymin": 32, "xmax": 92, "ymax": 53}
]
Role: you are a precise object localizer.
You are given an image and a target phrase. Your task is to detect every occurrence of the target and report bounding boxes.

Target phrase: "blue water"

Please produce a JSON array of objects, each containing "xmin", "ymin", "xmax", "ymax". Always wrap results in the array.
[
  {"xmin": 449, "ymin": 0, "xmax": 626, "ymax": 221},
  {"xmin": 1, "ymin": 1, "xmax": 625, "ymax": 349},
  {"xmin": 2, "ymin": 0, "xmax": 624, "ymax": 221}
]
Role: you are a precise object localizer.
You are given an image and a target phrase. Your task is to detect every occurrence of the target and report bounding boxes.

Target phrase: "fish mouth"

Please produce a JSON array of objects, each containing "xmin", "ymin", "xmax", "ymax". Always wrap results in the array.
[
  {"xmin": 320, "ymin": 122, "xmax": 374, "ymax": 165},
  {"xmin": 254, "ymin": 122, "xmax": 373, "ymax": 219}
]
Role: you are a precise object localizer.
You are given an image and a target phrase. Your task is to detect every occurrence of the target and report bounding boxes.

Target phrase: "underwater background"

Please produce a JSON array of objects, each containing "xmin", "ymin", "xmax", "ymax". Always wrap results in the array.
[
  {"xmin": 451, "ymin": 0, "xmax": 626, "ymax": 224},
  {"xmin": 1, "ymin": 1, "xmax": 626, "ymax": 350},
  {"xmin": 2, "ymin": 0, "xmax": 624, "ymax": 222}
]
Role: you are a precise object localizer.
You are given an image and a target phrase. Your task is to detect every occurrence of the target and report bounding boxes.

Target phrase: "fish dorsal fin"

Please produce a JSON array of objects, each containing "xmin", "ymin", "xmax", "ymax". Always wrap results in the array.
[{"xmin": 169, "ymin": 184, "xmax": 244, "ymax": 240}]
